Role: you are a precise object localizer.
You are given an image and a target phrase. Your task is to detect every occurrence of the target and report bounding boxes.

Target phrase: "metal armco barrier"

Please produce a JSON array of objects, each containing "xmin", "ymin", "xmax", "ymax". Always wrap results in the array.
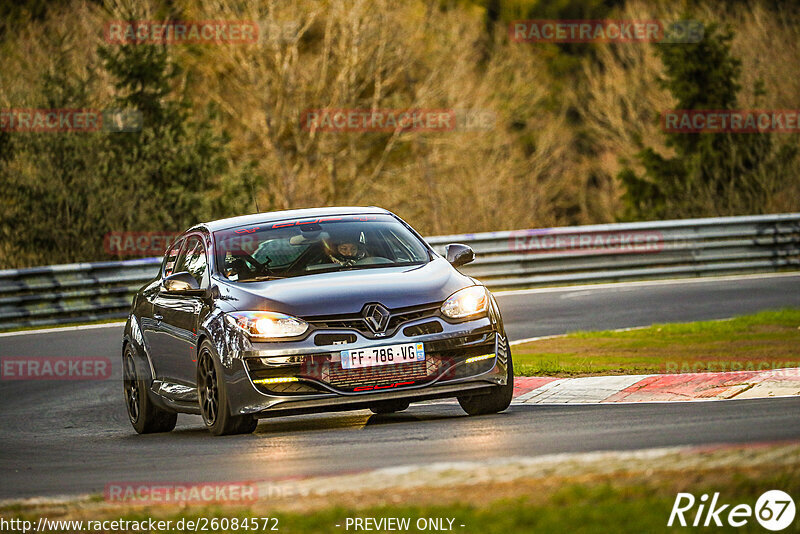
[{"xmin": 1, "ymin": 213, "xmax": 798, "ymax": 330}]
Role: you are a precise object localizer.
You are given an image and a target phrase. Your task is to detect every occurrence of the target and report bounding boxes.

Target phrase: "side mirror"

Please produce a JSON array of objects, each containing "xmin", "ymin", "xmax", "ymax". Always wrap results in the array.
[
  {"xmin": 445, "ymin": 243, "xmax": 475, "ymax": 267},
  {"xmin": 162, "ymin": 272, "xmax": 205, "ymax": 295}
]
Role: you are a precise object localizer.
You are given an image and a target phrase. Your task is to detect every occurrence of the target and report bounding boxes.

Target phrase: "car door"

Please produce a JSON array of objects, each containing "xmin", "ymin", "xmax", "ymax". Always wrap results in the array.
[
  {"xmin": 151, "ymin": 235, "xmax": 210, "ymax": 385},
  {"xmin": 141, "ymin": 238, "xmax": 184, "ymax": 381}
]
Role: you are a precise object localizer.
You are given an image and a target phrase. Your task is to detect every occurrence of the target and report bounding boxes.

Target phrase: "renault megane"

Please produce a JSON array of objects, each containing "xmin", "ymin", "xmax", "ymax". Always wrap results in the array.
[{"xmin": 122, "ymin": 207, "xmax": 513, "ymax": 435}]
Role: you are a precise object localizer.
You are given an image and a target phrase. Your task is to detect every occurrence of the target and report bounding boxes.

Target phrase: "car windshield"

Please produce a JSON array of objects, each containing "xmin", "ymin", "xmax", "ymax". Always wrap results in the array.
[{"xmin": 213, "ymin": 214, "xmax": 430, "ymax": 281}]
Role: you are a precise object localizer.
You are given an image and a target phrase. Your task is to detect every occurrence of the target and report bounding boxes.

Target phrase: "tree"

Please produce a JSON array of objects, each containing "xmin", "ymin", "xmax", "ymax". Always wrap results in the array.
[
  {"xmin": 0, "ymin": 17, "xmax": 249, "ymax": 267},
  {"xmin": 98, "ymin": 34, "xmax": 248, "ymax": 239},
  {"xmin": 619, "ymin": 23, "xmax": 797, "ymax": 220},
  {"xmin": 0, "ymin": 30, "xmax": 106, "ymax": 266}
]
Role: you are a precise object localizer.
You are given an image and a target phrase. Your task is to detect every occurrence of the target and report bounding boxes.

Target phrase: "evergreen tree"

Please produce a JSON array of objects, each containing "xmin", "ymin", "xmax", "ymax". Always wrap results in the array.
[
  {"xmin": 98, "ymin": 35, "xmax": 245, "ymax": 236},
  {"xmin": 619, "ymin": 23, "xmax": 797, "ymax": 220},
  {"xmin": 0, "ymin": 31, "xmax": 105, "ymax": 265}
]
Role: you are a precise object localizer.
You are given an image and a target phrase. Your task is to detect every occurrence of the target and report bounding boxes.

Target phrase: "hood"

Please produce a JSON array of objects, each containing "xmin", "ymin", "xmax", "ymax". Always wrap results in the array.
[{"xmin": 216, "ymin": 257, "xmax": 473, "ymax": 317}]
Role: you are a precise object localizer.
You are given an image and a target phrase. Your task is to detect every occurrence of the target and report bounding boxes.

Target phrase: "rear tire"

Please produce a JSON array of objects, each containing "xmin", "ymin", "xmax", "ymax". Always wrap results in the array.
[
  {"xmin": 123, "ymin": 345, "xmax": 177, "ymax": 434},
  {"xmin": 457, "ymin": 352, "xmax": 514, "ymax": 416},
  {"xmin": 197, "ymin": 341, "xmax": 257, "ymax": 436},
  {"xmin": 369, "ymin": 400, "xmax": 410, "ymax": 414}
]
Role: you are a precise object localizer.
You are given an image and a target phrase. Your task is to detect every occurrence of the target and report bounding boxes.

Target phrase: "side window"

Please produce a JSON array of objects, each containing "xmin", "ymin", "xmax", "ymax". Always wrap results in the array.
[
  {"xmin": 163, "ymin": 240, "xmax": 183, "ymax": 277},
  {"xmin": 174, "ymin": 236, "xmax": 208, "ymax": 287}
]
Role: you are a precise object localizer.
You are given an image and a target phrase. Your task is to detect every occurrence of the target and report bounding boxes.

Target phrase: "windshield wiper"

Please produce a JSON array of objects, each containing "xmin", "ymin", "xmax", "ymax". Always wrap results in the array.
[
  {"xmin": 305, "ymin": 263, "xmax": 406, "ymax": 275},
  {"xmin": 237, "ymin": 275, "xmax": 286, "ymax": 282}
]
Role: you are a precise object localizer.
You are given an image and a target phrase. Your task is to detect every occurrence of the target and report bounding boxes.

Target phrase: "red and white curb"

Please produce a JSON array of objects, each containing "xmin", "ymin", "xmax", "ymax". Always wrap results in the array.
[{"xmin": 512, "ymin": 368, "xmax": 800, "ymax": 404}]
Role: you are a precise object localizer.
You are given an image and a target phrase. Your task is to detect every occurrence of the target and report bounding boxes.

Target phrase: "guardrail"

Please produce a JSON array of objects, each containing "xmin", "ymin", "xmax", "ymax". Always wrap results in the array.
[{"xmin": 1, "ymin": 213, "xmax": 798, "ymax": 330}]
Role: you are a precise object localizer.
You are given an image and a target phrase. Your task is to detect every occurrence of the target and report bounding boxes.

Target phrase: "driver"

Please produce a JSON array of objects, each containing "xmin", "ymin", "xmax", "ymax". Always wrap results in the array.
[{"xmin": 326, "ymin": 230, "xmax": 367, "ymax": 266}]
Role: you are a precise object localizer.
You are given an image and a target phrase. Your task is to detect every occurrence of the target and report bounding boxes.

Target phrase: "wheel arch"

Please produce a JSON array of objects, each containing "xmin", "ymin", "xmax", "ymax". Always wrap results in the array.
[{"xmin": 123, "ymin": 314, "xmax": 157, "ymax": 380}]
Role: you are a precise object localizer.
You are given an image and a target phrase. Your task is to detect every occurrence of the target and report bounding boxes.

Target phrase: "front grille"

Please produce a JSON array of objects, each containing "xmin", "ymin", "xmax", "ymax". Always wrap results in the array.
[
  {"xmin": 314, "ymin": 333, "xmax": 357, "ymax": 346},
  {"xmin": 403, "ymin": 320, "xmax": 443, "ymax": 337},
  {"xmin": 305, "ymin": 303, "xmax": 441, "ymax": 338},
  {"xmin": 386, "ymin": 307, "xmax": 441, "ymax": 331},
  {"xmin": 308, "ymin": 317, "xmax": 369, "ymax": 334}
]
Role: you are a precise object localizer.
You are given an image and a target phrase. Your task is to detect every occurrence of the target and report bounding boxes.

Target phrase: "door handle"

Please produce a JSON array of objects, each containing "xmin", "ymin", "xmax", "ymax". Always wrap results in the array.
[{"xmin": 154, "ymin": 313, "xmax": 164, "ymax": 321}]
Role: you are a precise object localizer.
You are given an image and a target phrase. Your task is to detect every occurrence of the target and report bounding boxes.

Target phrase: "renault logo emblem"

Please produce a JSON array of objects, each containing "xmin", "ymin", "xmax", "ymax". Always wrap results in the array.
[{"xmin": 362, "ymin": 303, "xmax": 391, "ymax": 334}]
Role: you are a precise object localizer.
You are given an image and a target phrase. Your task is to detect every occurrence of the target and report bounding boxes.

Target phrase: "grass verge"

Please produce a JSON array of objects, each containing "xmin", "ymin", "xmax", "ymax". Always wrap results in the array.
[
  {"xmin": 513, "ymin": 308, "xmax": 800, "ymax": 377},
  {"xmin": 2, "ymin": 444, "xmax": 798, "ymax": 533}
]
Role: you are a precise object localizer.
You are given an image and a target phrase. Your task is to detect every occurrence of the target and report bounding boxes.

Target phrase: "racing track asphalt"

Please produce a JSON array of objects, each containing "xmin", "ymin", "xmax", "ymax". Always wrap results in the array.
[{"xmin": 1, "ymin": 273, "xmax": 799, "ymax": 499}]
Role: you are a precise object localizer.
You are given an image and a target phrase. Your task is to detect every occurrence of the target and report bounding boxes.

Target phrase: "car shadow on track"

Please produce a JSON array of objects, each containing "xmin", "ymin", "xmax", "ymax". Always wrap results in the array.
[
  {"xmin": 143, "ymin": 406, "xmax": 467, "ymax": 438},
  {"xmin": 116, "ymin": 404, "xmax": 526, "ymax": 440},
  {"xmin": 250, "ymin": 407, "xmax": 462, "ymax": 434}
]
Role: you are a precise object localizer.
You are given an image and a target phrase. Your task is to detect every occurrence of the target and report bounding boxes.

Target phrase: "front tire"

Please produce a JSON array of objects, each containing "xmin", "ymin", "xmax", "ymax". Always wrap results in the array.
[
  {"xmin": 457, "ymin": 352, "xmax": 514, "ymax": 416},
  {"xmin": 197, "ymin": 341, "xmax": 257, "ymax": 436},
  {"xmin": 123, "ymin": 345, "xmax": 177, "ymax": 434}
]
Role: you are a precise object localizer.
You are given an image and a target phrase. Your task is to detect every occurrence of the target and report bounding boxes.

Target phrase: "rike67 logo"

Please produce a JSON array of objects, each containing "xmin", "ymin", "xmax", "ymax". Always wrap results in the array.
[{"xmin": 669, "ymin": 490, "xmax": 796, "ymax": 531}]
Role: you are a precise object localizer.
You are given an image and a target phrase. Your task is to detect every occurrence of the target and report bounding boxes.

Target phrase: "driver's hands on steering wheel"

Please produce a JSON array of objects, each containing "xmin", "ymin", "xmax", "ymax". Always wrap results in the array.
[{"xmin": 225, "ymin": 253, "xmax": 272, "ymax": 280}]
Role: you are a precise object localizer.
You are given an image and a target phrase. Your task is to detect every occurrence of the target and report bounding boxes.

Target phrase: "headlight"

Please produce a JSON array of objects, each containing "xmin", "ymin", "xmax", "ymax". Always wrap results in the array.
[
  {"xmin": 441, "ymin": 286, "xmax": 489, "ymax": 319},
  {"xmin": 228, "ymin": 311, "xmax": 308, "ymax": 340}
]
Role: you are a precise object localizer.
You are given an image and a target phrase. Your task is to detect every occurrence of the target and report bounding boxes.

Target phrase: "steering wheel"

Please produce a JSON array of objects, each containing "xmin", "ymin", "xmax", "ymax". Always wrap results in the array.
[{"xmin": 227, "ymin": 253, "xmax": 273, "ymax": 278}]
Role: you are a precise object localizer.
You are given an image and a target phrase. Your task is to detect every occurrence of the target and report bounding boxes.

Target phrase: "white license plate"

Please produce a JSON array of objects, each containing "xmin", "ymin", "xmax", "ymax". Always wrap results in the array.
[{"xmin": 340, "ymin": 342, "xmax": 425, "ymax": 370}]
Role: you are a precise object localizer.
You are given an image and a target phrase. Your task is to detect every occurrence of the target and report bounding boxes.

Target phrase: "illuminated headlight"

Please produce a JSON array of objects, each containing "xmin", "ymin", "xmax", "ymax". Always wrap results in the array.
[
  {"xmin": 441, "ymin": 286, "xmax": 489, "ymax": 320},
  {"xmin": 228, "ymin": 311, "xmax": 308, "ymax": 340}
]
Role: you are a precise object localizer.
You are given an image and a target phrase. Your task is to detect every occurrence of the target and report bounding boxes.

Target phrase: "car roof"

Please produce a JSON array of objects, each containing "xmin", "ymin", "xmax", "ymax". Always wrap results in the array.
[{"xmin": 192, "ymin": 206, "xmax": 392, "ymax": 233}]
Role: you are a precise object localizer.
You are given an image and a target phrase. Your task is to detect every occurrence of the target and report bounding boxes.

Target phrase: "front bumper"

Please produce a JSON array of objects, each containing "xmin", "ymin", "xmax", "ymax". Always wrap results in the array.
[{"xmin": 220, "ymin": 315, "xmax": 510, "ymax": 417}]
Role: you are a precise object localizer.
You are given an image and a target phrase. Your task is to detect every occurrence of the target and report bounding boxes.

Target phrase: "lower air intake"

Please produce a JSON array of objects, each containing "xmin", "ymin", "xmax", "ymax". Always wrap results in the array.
[{"xmin": 327, "ymin": 361, "xmax": 428, "ymax": 389}]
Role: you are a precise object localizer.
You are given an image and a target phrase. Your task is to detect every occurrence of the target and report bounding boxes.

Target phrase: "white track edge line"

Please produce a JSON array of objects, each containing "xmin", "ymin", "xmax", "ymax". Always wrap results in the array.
[
  {"xmin": 0, "ymin": 321, "xmax": 126, "ymax": 338},
  {"xmin": 509, "ymin": 394, "xmax": 800, "ymax": 406},
  {"xmin": 494, "ymin": 271, "xmax": 800, "ymax": 296}
]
